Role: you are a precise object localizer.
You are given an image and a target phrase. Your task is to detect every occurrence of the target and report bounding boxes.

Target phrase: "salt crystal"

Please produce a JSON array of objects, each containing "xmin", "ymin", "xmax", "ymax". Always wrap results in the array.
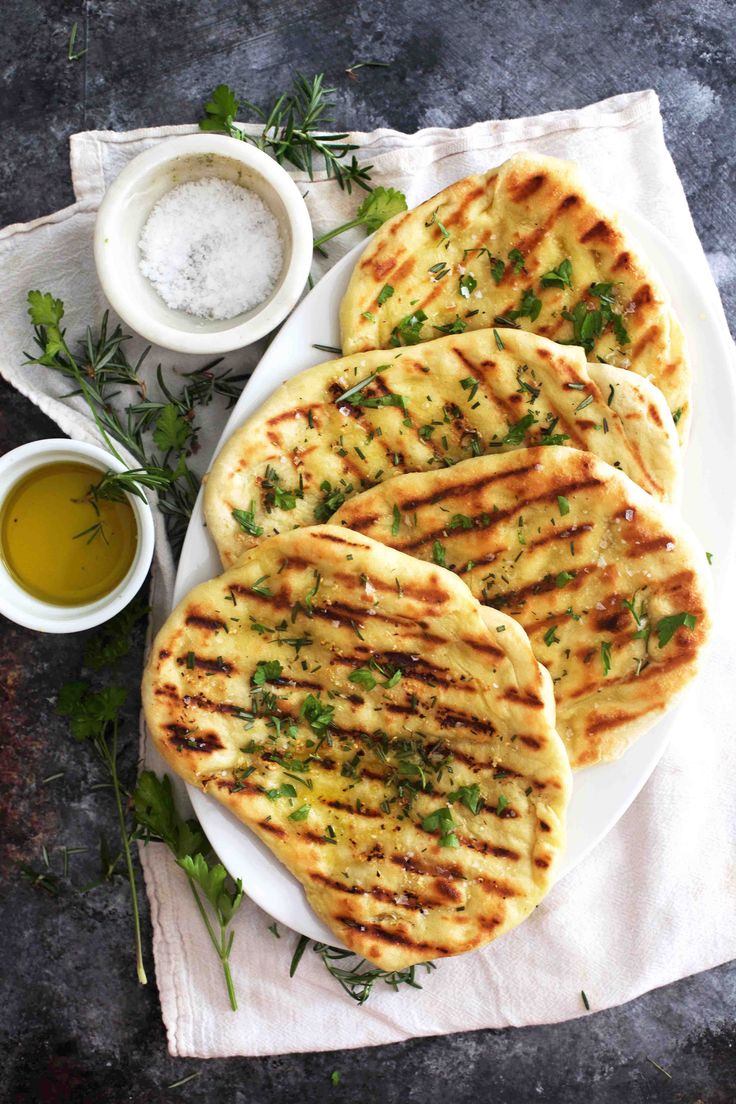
[{"xmin": 138, "ymin": 178, "xmax": 284, "ymax": 320}]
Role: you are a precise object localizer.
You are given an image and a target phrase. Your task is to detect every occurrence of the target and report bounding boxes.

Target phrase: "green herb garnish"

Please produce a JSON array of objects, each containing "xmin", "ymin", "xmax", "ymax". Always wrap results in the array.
[
  {"xmin": 448, "ymin": 783, "xmax": 482, "ymax": 814},
  {"xmin": 289, "ymin": 804, "xmax": 311, "ymax": 821},
  {"xmin": 199, "ymin": 75, "xmax": 373, "ymax": 194},
  {"xmin": 540, "ymin": 258, "xmax": 573, "ymax": 289},
  {"xmin": 459, "ymin": 273, "xmax": 477, "ymax": 299},
  {"xmin": 502, "ymin": 287, "xmax": 542, "ymax": 324},
  {"xmin": 421, "ymin": 806, "xmax": 459, "ymax": 847},
  {"xmin": 390, "ymin": 310, "xmax": 427, "ymax": 346},
  {"xmin": 425, "ymin": 206, "xmax": 450, "ymax": 245},
  {"xmin": 600, "ymin": 640, "xmax": 612, "ymax": 675},
  {"xmin": 655, "ymin": 612, "xmax": 697, "ymax": 647},
  {"xmin": 233, "ymin": 503, "xmax": 263, "ymax": 537},
  {"xmin": 290, "ymin": 935, "xmax": 436, "ymax": 1003}
]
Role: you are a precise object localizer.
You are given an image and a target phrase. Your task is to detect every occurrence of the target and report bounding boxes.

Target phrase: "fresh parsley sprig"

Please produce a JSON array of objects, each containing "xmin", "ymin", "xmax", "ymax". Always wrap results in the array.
[
  {"xmin": 56, "ymin": 681, "xmax": 147, "ymax": 984},
  {"xmin": 200, "ymin": 75, "xmax": 373, "ymax": 193},
  {"xmin": 133, "ymin": 771, "xmax": 244, "ymax": 1010},
  {"xmin": 84, "ymin": 595, "xmax": 150, "ymax": 669},
  {"xmin": 312, "ymin": 187, "xmax": 407, "ymax": 251}
]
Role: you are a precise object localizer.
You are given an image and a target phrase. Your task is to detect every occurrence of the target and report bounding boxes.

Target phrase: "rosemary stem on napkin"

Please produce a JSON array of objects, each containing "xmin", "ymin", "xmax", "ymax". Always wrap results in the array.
[{"xmin": 24, "ymin": 291, "xmax": 248, "ymax": 551}]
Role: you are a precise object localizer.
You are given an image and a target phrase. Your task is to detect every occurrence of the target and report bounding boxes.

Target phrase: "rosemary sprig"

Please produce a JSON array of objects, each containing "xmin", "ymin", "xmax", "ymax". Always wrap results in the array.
[
  {"xmin": 25, "ymin": 292, "xmax": 248, "ymax": 550},
  {"xmin": 133, "ymin": 771, "xmax": 244, "ymax": 1010},
  {"xmin": 66, "ymin": 21, "xmax": 87, "ymax": 61},
  {"xmin": 200, "ymin": 75, "xmax": 373, "ymax": 193},
  {"xmin": 56, "ymin": 682, "xmax": 147, "ymax": 984},
  {"xmin": 289, "ymin": 934, "xmax": 436, "ymax": 1003}
]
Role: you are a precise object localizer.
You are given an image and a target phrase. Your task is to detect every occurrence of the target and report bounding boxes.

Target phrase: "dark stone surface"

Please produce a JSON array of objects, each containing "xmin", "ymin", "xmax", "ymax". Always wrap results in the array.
[{"xmin": 1, "ymin": 1, "xmax": 734, "ymax": 1100}]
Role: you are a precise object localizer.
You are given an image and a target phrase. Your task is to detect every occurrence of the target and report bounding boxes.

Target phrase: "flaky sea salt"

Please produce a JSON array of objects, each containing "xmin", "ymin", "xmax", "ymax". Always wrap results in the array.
[{"xmin": 138, "ymin": 178, "xmax": 284, "ymax": 320}]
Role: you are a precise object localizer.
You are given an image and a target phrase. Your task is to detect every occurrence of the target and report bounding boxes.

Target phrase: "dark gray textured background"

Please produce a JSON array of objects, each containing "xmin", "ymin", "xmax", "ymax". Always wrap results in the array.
[{"xmin": 1, "ymin": 1, "xmax": 734, "ymax": 1101}]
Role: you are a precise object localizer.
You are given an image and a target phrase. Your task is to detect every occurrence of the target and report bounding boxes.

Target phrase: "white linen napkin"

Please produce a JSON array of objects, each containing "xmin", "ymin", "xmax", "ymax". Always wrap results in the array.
[{"xmin": 1, "ymin": 90, "xmax": 734, "ymax": 1059}]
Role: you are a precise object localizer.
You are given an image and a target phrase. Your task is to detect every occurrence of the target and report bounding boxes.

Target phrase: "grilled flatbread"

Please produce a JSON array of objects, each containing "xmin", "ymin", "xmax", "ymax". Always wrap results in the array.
[
  {"xmin": 339, "ymin": 152, "xmax": 690, "ymax": 442},
  {"xmin": 204, "ymin": 328, "xmax": 680, "ymax": 568},
  {"xmin": 143, "ymin": 525, "xmax": 570, "ymax": 969},
  {"xmin": 332, "ymin": 448, "xmax": 712, "ymax": 768}
]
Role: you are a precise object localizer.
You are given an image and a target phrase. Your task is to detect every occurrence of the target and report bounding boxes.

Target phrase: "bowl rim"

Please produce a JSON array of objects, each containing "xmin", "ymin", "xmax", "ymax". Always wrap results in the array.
[
  {"xmin": 0, "ymin": 438, "xmax": 155, "ymax": 633},
  {"xmin": 93, "ymin": 132, "xmax": 313, "ymax": 355}
]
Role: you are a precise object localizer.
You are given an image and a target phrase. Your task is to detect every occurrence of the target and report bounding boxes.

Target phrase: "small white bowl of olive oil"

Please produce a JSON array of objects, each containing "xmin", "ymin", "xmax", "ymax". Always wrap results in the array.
[{"xmin": 0, "ymin": 439, "xmax": 154, "ymax": 633}]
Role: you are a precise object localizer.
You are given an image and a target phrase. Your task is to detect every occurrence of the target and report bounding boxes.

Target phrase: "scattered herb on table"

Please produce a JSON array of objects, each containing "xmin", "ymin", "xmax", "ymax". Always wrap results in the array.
[
  {"xmin": 66, "ymin": 21, "xmax": 87, "ymax": 61},
  {"xmin": 56, "ymin": 681, "xmax": 147, "ymax": 984},
  {"xmin": 600, "ymin": 640, "xmax": 612, "ymax": 675},
  {"xmin": 233, "ymin": 503, "xmax": 263, "ymax": 537},
  {"xmin": 344, "ymin": 60, "xmax": 390, "ymax": 79},
  {"xmin": 562, "ymin": 282, "xmax": 629, "ymax": 353},
  {"xmin": 645, "ymin": 1057, "xmax": 672, "ymax": 1080},
  {"xmin": 83, "ymin": 595, "xmax": 150, "ymax": 669},
  {"xmin": 501, "ymin": 412, "xmax": 536, "ymax": 447},
  {"xmin": 424, "ymin": 205, "xmax": 450, "ymax": 242},
  {"xmin": 167, "ymin": 1072, "xmax": 202, "ymax": 1090},
  {"xmin": 390, "ymin": 310, "xmax": 427, "ymax": 346},
  {"xmin": 199, "ymin": 75, "xmax": 373, "ymax": 193}
]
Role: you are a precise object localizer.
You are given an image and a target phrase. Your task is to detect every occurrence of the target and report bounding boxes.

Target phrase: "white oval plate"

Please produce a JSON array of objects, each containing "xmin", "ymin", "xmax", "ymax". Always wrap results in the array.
[{"xmin": 174, "ymin": 212, "xmax": 736, "ymax": 944}]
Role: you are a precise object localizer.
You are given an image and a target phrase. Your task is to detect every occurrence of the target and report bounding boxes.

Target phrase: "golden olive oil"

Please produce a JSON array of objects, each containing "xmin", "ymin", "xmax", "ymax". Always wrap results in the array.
[{"xmin": 0, "ymin": 461, "xmax": 138, "ymax": 605}]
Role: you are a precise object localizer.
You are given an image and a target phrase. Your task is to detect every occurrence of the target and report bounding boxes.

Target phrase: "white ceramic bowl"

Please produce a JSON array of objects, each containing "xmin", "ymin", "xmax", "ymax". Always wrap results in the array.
[
  {"xmin": 94, "ymin": 133, "xmax": 313, "ymax": 354},
  {"xmin": 0, "ymin": 439, "xmax": 155, "ymax": 633}
]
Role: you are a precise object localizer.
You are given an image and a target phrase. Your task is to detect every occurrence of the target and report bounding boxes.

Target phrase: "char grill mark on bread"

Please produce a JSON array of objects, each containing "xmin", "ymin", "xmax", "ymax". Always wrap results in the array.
[
  {"xmin": 332, "ymin": 448, "xmax": 712, "ymax": 769},
  {"xmin": 143, "ymin": 526, "xmax": 570, "ymax": 969}
]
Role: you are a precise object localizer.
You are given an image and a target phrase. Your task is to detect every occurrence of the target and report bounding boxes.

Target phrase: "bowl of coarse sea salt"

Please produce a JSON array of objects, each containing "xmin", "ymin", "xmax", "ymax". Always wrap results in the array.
[{"xmin": 94, "ymin": 134, "xmax": 313, "ymax": 354}]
